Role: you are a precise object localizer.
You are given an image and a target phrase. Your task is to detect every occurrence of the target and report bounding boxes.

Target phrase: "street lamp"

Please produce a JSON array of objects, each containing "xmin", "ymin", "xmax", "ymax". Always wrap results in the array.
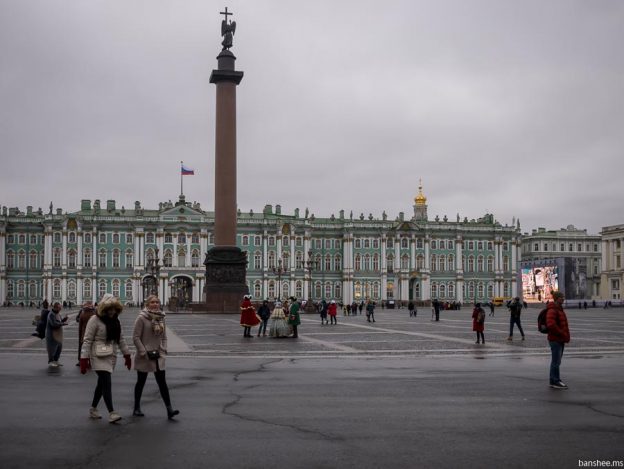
[
  {"xmin": 304, "ymin": 250, "xmax": 319, "ymax": 312},
  {"xmin": 143, "ymin": 248, "xmax": 161, "ymax": 301},
  {"xmin": 272, "ymin": 258, "xmax": 287, "ymax": 301}
]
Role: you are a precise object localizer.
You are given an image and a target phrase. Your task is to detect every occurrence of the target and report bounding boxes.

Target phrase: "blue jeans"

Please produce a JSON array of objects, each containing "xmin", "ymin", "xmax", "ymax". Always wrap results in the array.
[
  {"xmin": 258, "ymin": 319, "xmax": 268, "ymax": 335},
  {"xmin": 549, "ymin": 341, "xmax": 565, "ymax": 384},
  {"xmin": 509, "ymin": 316, "xmax": 525, "ymax": 337}
]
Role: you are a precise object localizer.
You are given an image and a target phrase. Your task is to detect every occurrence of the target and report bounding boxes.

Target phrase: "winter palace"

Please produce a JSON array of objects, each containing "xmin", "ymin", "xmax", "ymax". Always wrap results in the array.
[{"xmin": 0, "ymin": 187, "xmax": 523, "ymax": 307}]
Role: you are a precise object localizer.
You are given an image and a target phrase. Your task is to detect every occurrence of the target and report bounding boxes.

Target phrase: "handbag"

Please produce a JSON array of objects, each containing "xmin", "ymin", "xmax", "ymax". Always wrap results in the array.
[
  {"xmin": 147, "ymin": 350, "xmax": 161, "ymax": 360},
  {"xmin": 95, "ymin": 343, "xmax": 114, "ymax": 357}
]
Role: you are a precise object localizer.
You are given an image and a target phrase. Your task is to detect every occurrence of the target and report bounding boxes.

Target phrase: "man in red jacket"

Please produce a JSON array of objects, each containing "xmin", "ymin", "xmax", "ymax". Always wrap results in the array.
[{"xmin": 546, "ymin": 291, "xmax": 571, "ymax": 389}]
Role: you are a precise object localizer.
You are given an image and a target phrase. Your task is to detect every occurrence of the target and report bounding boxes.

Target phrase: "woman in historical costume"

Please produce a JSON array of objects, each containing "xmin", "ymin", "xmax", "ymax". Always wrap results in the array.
[
  {"xmin": 269, "ymin": 301, "xmax": 290, "ymax": 338},
  {"xmin": 80, "ymin": 294, "xmax": 132, "ymax": 423},
  {"xmin": 132, "ymin": 294, "xmax": 179, "ymax": 419},
  {"xmin": 240, "ymin": 295, "xmax": 260, "ymax": 338}
]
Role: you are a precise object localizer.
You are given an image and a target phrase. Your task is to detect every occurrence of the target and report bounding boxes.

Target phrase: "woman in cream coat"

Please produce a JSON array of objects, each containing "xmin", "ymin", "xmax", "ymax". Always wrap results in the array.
[
  {"xmin": 80, "ymin": 294, "xmax": 131, "ymax": 423},
  {"xmin": 132, "ymin": 295, "xmax": 179, "ymax": 419}
]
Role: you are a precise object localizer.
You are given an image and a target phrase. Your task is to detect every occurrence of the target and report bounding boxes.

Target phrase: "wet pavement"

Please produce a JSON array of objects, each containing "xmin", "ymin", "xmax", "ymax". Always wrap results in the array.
[{"xmin": 1, "ymin": 306, "xmax": 623, "ymax": 468}]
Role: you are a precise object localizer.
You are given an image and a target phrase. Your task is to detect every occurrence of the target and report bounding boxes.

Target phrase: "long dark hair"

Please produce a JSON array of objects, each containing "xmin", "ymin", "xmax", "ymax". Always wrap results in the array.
[{"xmin": 99, "ymin": 313, "xmax": 121, "ymax": 344}]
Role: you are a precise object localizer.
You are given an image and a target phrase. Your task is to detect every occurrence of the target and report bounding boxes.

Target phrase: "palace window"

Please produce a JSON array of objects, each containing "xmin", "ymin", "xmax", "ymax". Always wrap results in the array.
[
  {"xmin": 178, "ymin": 249, "xmax": 186, "ymax": 267},
  {"xmin": 296, "ymin": 281, "xmax": 303, "ymax": 298},
  {"xmin": 126, "ymin": 234, "xmax": 133, "ymax": 244},
  {"xmin": 68, "ymin": 232, "xmax": 76, "ymax": 243},
  {"xmin": 163, "ymin": 250, "xmax": 173, "ymax": 267},
  {"xmin": 417, "ymin": 238, "xmax": 423, "ymax": 249},
  {"xmin": 448, "ymin": 254, "xmax": 455, "ymax": 270},
  {"xmin": 112, "ymin": 233, "xmax": 120, "ymax": 244},
  {"xmin": 401, "ymin": 238, "xmax": 408, "ymax": 249},
  {"xmin": 439, "ymin": 255, "xmax": 446, "ymax": 272},
  {"xmin": 355, "ymin": 254, "xmax": 361, "ymax": 271},
  {"xmin": 54, "ymin": 232, "xmax": 62, "ymax": 243},
  {"xmin": 112, "ymin": 250, "xmax": 120, "ymax": 268},
  {"xmin": 284, "ymin": 236, "xmax": 290, "ymax": 247},
  {"xmin": 325, "ymin": 255, "xmax": 332, "ymax": 271},
  {"xmin": 53, "ymin": 249, "xmax": 61, "ymax": 267},
  {"xmin": 487, "ymin": 256, "xmax": 494, "ymax": 272},
  {"xmin": 487, "ymin": 283, "xmax": 494, "ymax": 299},
  {"xmin": 468, "ymin": 256, "xmax": 475, "ymax": 273},
  {"xmin": 84, "ymin": 233, "xmax": 92, "ymax": 244},
  {"xmin": 242, "ymin": 235, "xmax": 249, "ymax": 245},
  {"xmin": 7, "ymin": 234, "xmax": 14, "ymax": 244},
  {"xmin": 98, "ymin": 280, "xmax": 107, "ymax": 299},
  {"xmin": 83, "ymin": 249, "xmax": 92, "ymax": 268},
  {"xmin": 68, "ymin": 250, "xmax": 76, "ymax": 268},
  {"xmin": 372, "ymin": 239, "xmax": 379, "ymax": 249},
  {"xmin": 363, "ymin": 239, "xmax": 370, "ymax": 249},
  {"xmin": 503, "ymin": 256, "xmax": 510, "ymax": 271},
  {"xmin": 431, "ymin": 240, "xmax": 437, "ymax": 250},
  {"xmin": 53, "ymin": 280, "xmax": 61, "ymax": 299},
  {"xmin": 325, "ymin": 239, "xmax": 331, "ymax": 249},
  {"xmin": 448, "ymin": 240, "xmax": 454, "ymax": 250},
  {"xmin": 268, "ymin": 281, "xmax": 276, "ymax": 299},
  {"xmin": 414, "ymin": 282, "xmax": 421, "ymax": 299},
  {"xmin": 18, "ymin": 250, "xmax": 26, "ymax": 269},
  {"xmin": 268, "ymin": 236, "xmax": 275, "ymax": 247},
  {"xmin": 387, "ymin": 238, "xmax": 393, "ymax": 249},
  {"xmin": 296, "ymin": 237, "xmax": 303, "ymax": 247},
  {"xmin": 208, "ymin": 233, "xmax": 215, "ymax": 244},
  {"xmin": 191, "ymin": 250, "xmax": 200, "ymax": 267},
  {"xmin": 112, "ymin": 279, "xmax": 120, "ymax": 297},
  {"xmin": 401, "ymin": 255, "xmax": 409, "ymax": 270},
  {"xmin": 83, "ymin": 280, "xmax": 92, "ymax": 300},
  {"xmin": 30, "ymin": 250, "xmax": 38, "ymax": 269},
  {"xmin": 431, "ymin": 282, "xmax": 438, "ymax": 299},
  {"xmin": 477, "ymin": 283, "xmax": 484, "ymax": 298},
  {"xmin": 31, "ymin": 234, "xmax": 38, "ymax": 244},
  {"xmin": 430, "ymin": 255, "xmax": 437, "ymax": 272},
  {"xmin": 363, "ymin": 254, "xmax": 371, "ymax": 271},
  {"xmin": 477, "ymin": 256, "xmax": 484, "ymax": 272},
  {"xmin": 439, "ymin": 240, "xmax": 445, "ymax": 250},
  {"xmin": 296, "ymin": 251, "xmax": 303, "ymax": 270},
  {"xmin": 387, "ymin": 254, "xmax": 394, "ymax": 272},
  {"xmin": 146, "ymin": 233, "xmax": 155, "ymax": 244},
  {"xmin": 448, "ymin": 282, "xmax": 455, "ymax": 298},
  {"xmin": 314, "ymin": 282, "xmax": 322, "ymax": 299},
  {"xmin": 439, "ymin": 283, "xmax": 446, "ymax": 299},
  {"xmin": 99, "ymin": 233, "xmax": 106, "ymax": 244},
  {"xmin": 7, "ymin": 281, "xmax": 14, "ymax": 298},
  {"xmin": 192, "ymin": 233, "xmax": 199, "ymax": 244},
  {"xmin": 355, "ymin": 239, "xmax": 361, "ymax": 249},
  {"xmin": 268, "ymin": 251, "xmax": 276, "ymax": 269},
  {"xmin": 254, "ymin": 252, "xmax": 262, "ymax": 270},
  {"xmin": 254, "ymin": 282, "xmax": 262, "ymax": 299},
  {"xmin": 417, "ymin": 254, "xmax": 424, "ymax": 269},
  {"xmin": 6, "ymin": 251, "xmax": 15, "ymax": 269},
  {"xmin": 373, "ymin": 253, "xmax": 380, "ymax": 271},
  {"xmin": 487, "ymin": 241, "xmax": 493, "ymax": 250},
  {"xmin": 254, "ymin": 236, "xmax": 261, "ymax": 246},
  {"xmin": 335, "ymin": 282, "xmax": 342, "ymax": 299},
  {"xmin": 503, "ymin": 282, "xmax": 510, "ymax": 297},
  {"xmin": 477, "ymin": 241, "xmax": 483, "ymax": 250},
  {"xmin": 178, "ymin": 233, "xmax": 186, "ymax": 243},
  {"xmin": 67, "ymin": 281, "xmax": 76, "ymax": 300},
  {"xmin": 468, "ymin": 241, "xmax": 474, "ymax": 250},
  {"xmin": 386, "ymin": 281, "xmax": 393, "ymax": 299},
  {"xmin": 125, "ymin": 280, "xmax": 133, "ymax": 300},
  {"xmin": 165, "ymin": 233, "xmax": 172, "ymax": 243},
  {"xmin": 99, "ymin": 250, "xmax": 107, "ymax": 268},
  {"xmin": 125, "ymin": 250, "xmax": 133, "ymax": 268},
  {"xmin": 325, "ymin": 283, "xmax": 332, "ymax": 299}
]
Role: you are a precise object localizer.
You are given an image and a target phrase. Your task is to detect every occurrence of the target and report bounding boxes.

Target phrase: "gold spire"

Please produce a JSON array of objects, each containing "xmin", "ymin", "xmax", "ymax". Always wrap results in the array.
[{"xmin": 414, "ymin": 179, "xmax": 427, "ymax": 206}]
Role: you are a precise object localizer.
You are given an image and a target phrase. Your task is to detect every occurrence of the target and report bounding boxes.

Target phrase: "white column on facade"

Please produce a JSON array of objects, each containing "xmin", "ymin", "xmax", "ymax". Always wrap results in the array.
[
  {"xmin": 77, "ymin": 277, "xmax": 83, "ymax": 305},
  {"xmin": 456, "ymin": 237, "xmax": 464, "ymax": 303},
  {"xmin": 394, "ymin": 239, "xmax": 400, "ymax": 272},
  {"xmin": 44, "ymin": 229, "xmax": 52, "ymax": 267},
  {"xmin": 62, "ymin": 230, "xmax": 68, "ymax": 267},
  {"xmin": 410, "ymin": 237, "xmax": 416, "ymax": 270},
  {"xmin": 186, "ymin": 235, "xmax": 191, "ymax": 267},
  {"xmin": 602, "ymin": 240, "xmax": 609, "ymax": 271},
  {"xmin": 0, "ymin": 231, "xmax": 5, "ymax": 303},
  {"xmin": 61, "ymin": 277, "xmax": 67, "ymax": 302},
  {"xmin": 277, "ymin": 231, "xmax": 282, "ymax": 261},
  {"xmin": 263, "ymin": 231, "xmax": 268, "ymax": 270},
  {"xmin": 424, "ymin": 237, "xmax": 430, "ymax": 270},
  {"xmin": 172, "ymin": 233, "xmax": 178, "ymax": 267},
  {"xmin": 77, "ymin": 230, "xmax": 83, "ymax": 268},
  {"xmin": 200, "ymin": 231, "xmax": 208, "ymax": 263},
  {"xmin": 157, "ymin": 232, "xmax": 164, "ymax": 261},
  {"xmin": 92, "ymin": 228, "xmax": 97, "ymax": 265},
  {"xmin": 134, "ymin": 233, "xmax": 141, "ymax": 268}
]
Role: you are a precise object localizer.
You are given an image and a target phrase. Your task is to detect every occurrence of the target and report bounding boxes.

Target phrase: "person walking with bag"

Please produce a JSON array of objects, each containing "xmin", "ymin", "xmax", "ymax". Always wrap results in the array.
[
  {"xmin": 132, "ymin": 295, "xmax": 179, "ymax": 419},
  {"xmin": 79, "ymin": 294, "xmax": 132, "ymax": 423},
  {"xmin": 472, "ymin": 303, "xmax": 486, "ymax": 344}
]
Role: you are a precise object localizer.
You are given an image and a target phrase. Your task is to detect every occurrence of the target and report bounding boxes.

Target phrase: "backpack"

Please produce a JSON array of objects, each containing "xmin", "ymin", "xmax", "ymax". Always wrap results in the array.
[
  {"xmin": 35, "ymin": 309, "xmax": 50, "ymax": 339},
  {"xmin": 537, "ymin": 308, "xmax": 548, "ymax": 334},
  {"xmin": 476, "ymin": 309, "xmax": 485, "ymax": 324}
]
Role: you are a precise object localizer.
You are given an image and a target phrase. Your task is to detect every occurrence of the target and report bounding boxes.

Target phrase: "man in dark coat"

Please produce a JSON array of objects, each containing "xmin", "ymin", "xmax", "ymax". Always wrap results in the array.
[
  {"xmin": 432, "ymin": 299, "xmax": 441, "ymax": 321},
  {"xmin": 257, "ymin": 300, "xmax": 271, "ymax": 337},
  {"xmin": 507, "ymin": 297, "xmax": 525, "ymax": 341}
]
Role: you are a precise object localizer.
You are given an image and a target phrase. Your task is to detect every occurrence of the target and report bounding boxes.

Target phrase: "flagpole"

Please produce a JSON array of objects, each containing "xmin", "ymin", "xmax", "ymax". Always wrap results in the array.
[{"xmin": 180, "ymin": 160, "xmax": 183, "ymax": 196}]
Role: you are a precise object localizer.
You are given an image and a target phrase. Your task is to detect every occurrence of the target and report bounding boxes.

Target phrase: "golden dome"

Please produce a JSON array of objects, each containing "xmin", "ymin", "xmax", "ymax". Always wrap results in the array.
[{"xmin": 414, "ymin": 180, "xmax": 427, "ymax": 206}]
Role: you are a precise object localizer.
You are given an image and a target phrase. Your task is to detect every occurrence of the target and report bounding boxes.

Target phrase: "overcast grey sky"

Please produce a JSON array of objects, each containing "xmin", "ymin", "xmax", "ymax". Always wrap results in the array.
[{"xmin": 1, "ymin": 0, "xmax": 623, "ymax": 234}]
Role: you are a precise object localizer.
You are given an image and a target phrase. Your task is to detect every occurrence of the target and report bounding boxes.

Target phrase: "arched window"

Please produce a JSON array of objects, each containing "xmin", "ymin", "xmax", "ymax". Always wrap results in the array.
[
  {"xmin": 283, "ymin": 236, "xmax": 290, "ymax": 247},
  {"xmin": 448, "ymin": 282, "xmax": 455, "ymax": 298},
  {"xmin": 83, "ymin": 279, "xmax": 92, "ymax": 300},
  {"xmin": 372, "ymin": 282, "xmax": 380, "ymax": 299},
  {"xmin": 242, "ymin": 235, "xmax": 249, "ymax": 245},
  {"xmin": 178, "ymin": 233, "xmax": 186, "ymax": 243},
  {"xmin": 416, "ymin": 238, "xmax": 423, "ymax": 249},
  {"xmin": 431, "ymin": 240, "xmax": 437, "ymax": 250},
  {"xmin": 191, "ymin": 233, "xmax": 199, "ymax": 244},
  {"xmin": 68, "ymin": 249, "xmax": 76, "ymax": 268},
  {"xmin": 54, "ymin": 232, "xmax": 62, "ymax": 243},
  {"xmin": 503, "ymin": 256, "xmax": 510, "ymax": 271},
  {"xmin": 29, "ymin": 280, "xmax": 37, "ymax": 299},
  {"xmin": 146, "ymin": 248, "xmax": 154, "ymax": 261},
  {"xmin": 282, "ymin": 281, "xmax": 290, "ymax": 298},
  {"xmin": 254, "ymin": 252, "xmax": 262, "ymax": 270},
  {"xmin": 53, "ymin": 280, "xmax": 61, "ymax": 299},
  {"xmin": 439, "ymin": 240, "xmax": 445, "ymax": 250},
  {"xmin": 468, "ymin": 281, "xmax": 475, "ymax": 299},
  {"xmin": 268, "ymin": 280, "xmax": 275, "ymax": 298},
  {"xmin": 67, "ymin": 280, "xmax": 76, "ymax": 300},
  {"xmin": 504, "ymin": 281, "xmax": 510, "ymax": 297},
  {"xmin": 163, "ymin": 249, "xmax": 173, "ymax": 267},
  {"xmin": 98, "ymin": 280, "xmax": 107, "ymax": 299},
  {"xmin": 112, "ymin": 233, "xmax": 120, "ymax": 244},
  {"xmin": 430, "ymin": 254, "xmax": 437, "ymax": 272},
  {"xmin": 268, "ymin": 251, "xmax": 276, "ymax": 269},
  {"xmin": 146, "ymin": 232, "xmax": 155, "ymax": 244},
  {"xmin": 125, "ymin": 250, "xmax": 133, "ymax": 268},
  {"xmin": 191, "ymin": 250, "xmax": 200, "ymax": 267},
  {"xmin": 487, "ymin": 283, "xmax": 494, "ymax": 299},
  {"xmin": 477, "ymin": 282, "xmax": 484, "ymax": 298},
  {"xmin": 417, "ymin": 254, "xmax": 424, "ymax": 269},
  {"xmin": 112, "ymin": 249, "xmax": 120, "ymax": 268},
  {"xmin": 178, "ymin": 248, "xmax": 186, "ymax": 267},
  {"xmin": 254, "ymin": 281, "xmax": 262, "ymax": 299},
  {"xmin": 84, "ymin": 233, "xmax": 92, "ymax": 244},
  {"xmin": 401, "ymin": 255, "xmax": 409, "ymax": 270},
  {"xmin": 18, "ymin": 250, "xmax": 26, "ymax": 269},
  {"xmin": 99, "ymin": 233, "xmax": 106, "ymax": 244},
  {"xmin": 7, "ymin": 281, "xmax": 14, "ymax": 298},
  {"xmin": 355, "ymin": 254, "xmax": 361, "ymax": 271},
  {"xmin": 401, "ymin": 238, "xmax": 408, "ymax": 249},
  {"xmin": 439, "ymin": 255, "xmax": 446, "ymax": 272},
  {"xmin": 387, "ymin": 254, "xmax": 394, "ymax": 272},
  {"xmin": 335, "ymin": 282, "xmax": 342, "ymax": 299},
  {"xmin": 30, "ymin": 250, "xmax": 38, "ymax": 269},
  {"xmin": 487, "ymin": 256, "xmax": 494, "ymax": 272},
  {"xmin": 414, "ymin": 282, "xmax": 421, "ymax": 299},
  {"xmin": 296, "ymin": 281, "xmax": 303, "ymax": 298},
  {"xmin": 17, "ymin": 281, "xmax": 25, "ymax": 298},
  {"xmin": 83, "ymin": 249, "xmax": 92, "ymax": 267},
  {"xmin": 325, "ymin": 254, "xmax": 332, "ymax": 271},
  {"xmin": 439, "ymin": 283, "xmax": 446, "ymax": 299},
  {"xmin": 364, "ymin": 254, "xmax": 371, "ymax": 271},
  {"xmin": 355, "ymin": 239, "xmax": 361, "ymax": 249},
  {"xmin": 431, "ymin": 282, "xmax": 438, "ymax": 299},
  {"xmin": 126, "ymin": 234, "xmax": 133, "ymax": 244},
  {"xmin": 324, "ymin": 283, "xmax": 332, "ymax": 299},
  {"xmin": 373, "ymin": 254, "xmax": 380, "ymax": 271},
  {"xmin": 112, "ymin": 279, "xmax": 120, "ymax": 297},
  {"xmin": 99, "ymin": 249, "xmax": 107, "ymax": 268},
  {"xmin": 68, "ymin": 232, "xmax": 76, "ymax": 243},
  {"xmin": 125, "ymin": 279, "xmax": 133, "ymax": 300},
  {"xmin": 448, "ymin": 254, "xmax": 455, "ymax": 271},
  {"xmin": 468, "ymin": 256, "xmax": 475, "ymax": 273},
  {"xmin": 7, "ymin": 251, "xmax": 15, "ymax": 269},
  {"xmin": 165, "ymin": 233, "xmax": 172, "ymax": 243},
  {"xmin": 477, "ymin": 256, "xmax": 484, "ymax": 272},
  {"xmin": 314, "ymin": 282, "xmax": 322, "ymax": 299},
  {"xmin": 53, "ymin": 249, "xmax": 61, "ymax": 267},
  {"xmin": 296, "ymin": 251, "xmax": 303, "ymax": 269},
  {"xmin": 268, "ymin": 236, "xmax": 275, "ymax": 246}
]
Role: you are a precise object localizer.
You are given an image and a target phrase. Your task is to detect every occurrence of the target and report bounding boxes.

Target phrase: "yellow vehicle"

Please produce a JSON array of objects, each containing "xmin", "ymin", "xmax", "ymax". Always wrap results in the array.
[{"xmin": 493, "ymin": 297, "xmax": 512, "ymax": 307}]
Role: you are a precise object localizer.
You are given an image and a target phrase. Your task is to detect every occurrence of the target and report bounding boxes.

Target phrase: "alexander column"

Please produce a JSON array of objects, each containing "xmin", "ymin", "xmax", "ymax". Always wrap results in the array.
[{"xmin": 204, "ymin": 7, "xmax": 248, "ymax": 312}]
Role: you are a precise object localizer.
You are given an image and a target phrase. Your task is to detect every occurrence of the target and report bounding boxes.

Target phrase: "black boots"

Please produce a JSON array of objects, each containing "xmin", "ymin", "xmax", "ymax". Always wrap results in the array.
[
  {"xmin": 133, "ymin": 408, "xmax": 144, "ymax": 417},
  {"xmin": 167, "ymin": 406, "xmax": 180, "ymax": 420}
]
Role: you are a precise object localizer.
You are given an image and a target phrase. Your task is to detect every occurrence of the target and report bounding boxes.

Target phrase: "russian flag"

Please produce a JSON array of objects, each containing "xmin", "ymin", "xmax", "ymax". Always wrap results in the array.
[{"xmin": 181, "ymin": 164, "xmax": 195, "ymax": 176}]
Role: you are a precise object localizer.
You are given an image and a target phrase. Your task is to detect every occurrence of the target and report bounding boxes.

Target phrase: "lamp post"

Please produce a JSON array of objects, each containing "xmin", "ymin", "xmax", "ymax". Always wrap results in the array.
[
  {"xmin": 272, "ymin": 258, "xmax": 287, "ymax": 301},
  {"xmin": 143, "ymin": 248, "xmax": 161, "ymax": 302},
  {"xmin": 304, "ymin": 250, "xmax": 318, "ymax": 313}
]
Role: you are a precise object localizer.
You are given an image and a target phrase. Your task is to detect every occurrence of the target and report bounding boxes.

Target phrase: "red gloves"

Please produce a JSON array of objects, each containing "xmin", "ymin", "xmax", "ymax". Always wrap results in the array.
[
  {"xmin": 79, "ymin": 358, "xmax": 90, "ymax": 374},
  {"xmin": 124, "ymin": 354, "xmax": 132, "ymax": 370}
]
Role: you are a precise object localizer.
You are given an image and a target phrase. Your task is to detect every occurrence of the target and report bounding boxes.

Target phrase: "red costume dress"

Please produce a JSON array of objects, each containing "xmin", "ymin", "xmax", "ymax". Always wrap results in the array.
[{"xmin": 240, "ymin": 298, "xmax": 260, "ymax": 328}]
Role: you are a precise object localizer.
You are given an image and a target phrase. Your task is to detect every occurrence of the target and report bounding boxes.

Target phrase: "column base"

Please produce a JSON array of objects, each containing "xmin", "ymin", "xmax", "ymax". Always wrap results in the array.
[{"xmin": 203, "ymin": 246, "xmax": 249, "ymax": 313}]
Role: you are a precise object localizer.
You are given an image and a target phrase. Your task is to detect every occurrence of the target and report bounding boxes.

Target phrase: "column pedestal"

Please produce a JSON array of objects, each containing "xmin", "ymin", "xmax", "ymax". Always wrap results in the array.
[{"xmin": 203, "ymin": 246, "xmax": 248, "ymax": 312}]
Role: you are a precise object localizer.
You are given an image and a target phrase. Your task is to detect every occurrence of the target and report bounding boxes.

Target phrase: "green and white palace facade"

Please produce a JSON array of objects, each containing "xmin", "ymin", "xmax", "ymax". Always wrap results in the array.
[{"xmin": 0, "ymin": 188, "xmax": 522, "ymax": 307}]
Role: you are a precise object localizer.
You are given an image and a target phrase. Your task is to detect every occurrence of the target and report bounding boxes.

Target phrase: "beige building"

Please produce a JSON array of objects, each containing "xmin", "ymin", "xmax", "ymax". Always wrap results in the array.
[{"xmin": 600, "ymin": 224, "xmax": 624, "ymax": 300}]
